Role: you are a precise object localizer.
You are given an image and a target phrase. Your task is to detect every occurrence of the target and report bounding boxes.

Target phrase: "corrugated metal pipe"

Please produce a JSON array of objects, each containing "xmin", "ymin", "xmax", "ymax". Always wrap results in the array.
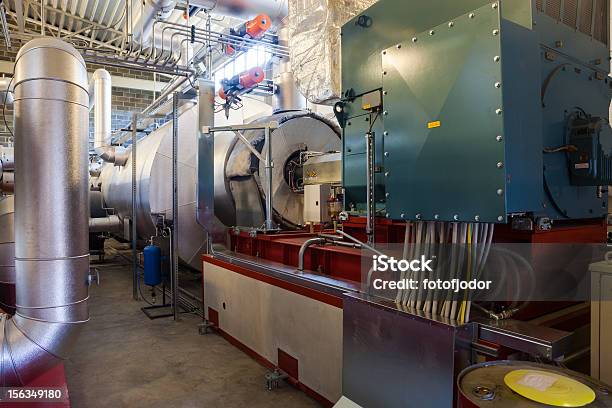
[{"xmin": 0, "ymin": 38, "xmax": 90, "ymax": 385}]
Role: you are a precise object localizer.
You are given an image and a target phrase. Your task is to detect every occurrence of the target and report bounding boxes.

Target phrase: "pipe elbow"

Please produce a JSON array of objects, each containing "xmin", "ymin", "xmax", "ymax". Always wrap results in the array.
[
  {"xmin": 92, "ymin": 68, "xmax": 111, "ymax": 81},
  {"xmin": 90, "ymin": 68, "xmax": 113, "ymax": 162},
  {"xmin": 297, "ymin": 238, "xmax": 326, "ymax": 271},
  {"xmin": 98, "ymin": 146, "xmax": 116, "ymax": 163},
  {"xmin": 89, "ymin": 215, "xmax": 123, "ymax": 233}
]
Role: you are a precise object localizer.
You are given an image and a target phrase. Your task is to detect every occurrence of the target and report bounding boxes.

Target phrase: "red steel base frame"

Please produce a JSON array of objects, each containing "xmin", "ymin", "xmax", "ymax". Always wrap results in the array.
[
  {"xmin": 229, "ymin": 217, "xmax": 607, "ymax": 285},
  {"xmin": 229, "ymin": 230, "xmax": 363, "ymax": 282},
  {"xmin": 219, "ymin": 217, "xmax": 604, "ymax": 403}
]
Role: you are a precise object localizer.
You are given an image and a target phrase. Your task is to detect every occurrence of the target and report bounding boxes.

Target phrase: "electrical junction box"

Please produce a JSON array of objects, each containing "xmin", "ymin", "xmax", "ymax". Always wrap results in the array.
[{"xmin": 304, "ymin": 184, "xmax": 331, "ymax": 224}]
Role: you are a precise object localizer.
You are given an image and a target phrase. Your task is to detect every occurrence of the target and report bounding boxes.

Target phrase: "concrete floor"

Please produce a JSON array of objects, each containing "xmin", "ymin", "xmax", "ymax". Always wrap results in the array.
[{"xmin": 65, "ymin": 255, "xmax": 320, "ymax": 408}]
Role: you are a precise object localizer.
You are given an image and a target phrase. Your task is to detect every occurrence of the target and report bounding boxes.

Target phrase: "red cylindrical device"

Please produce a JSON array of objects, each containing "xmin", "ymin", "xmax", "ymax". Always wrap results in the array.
[
  {"xmin": 219, "ymin": 67, "xmax": 265, "ymax": 100},
  {"xmin": 243, "ymin": 14, "xmax": 271, "ymax": 39},
  {"xmin": 225, "ymin": 14, "xmax": 272, "ymax": 55},
  {"xmin": 240, "ymin": 67, "xmax": 265, "ymax": 88}
]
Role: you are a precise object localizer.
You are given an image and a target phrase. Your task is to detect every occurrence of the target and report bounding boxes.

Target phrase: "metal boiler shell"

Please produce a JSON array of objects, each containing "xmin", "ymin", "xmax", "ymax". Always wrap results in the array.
[
  {"xmin": 101, "ymin": 108, "xmax": 339, "ymax": 267},
  {"xmin": 100, "ymin": 104, "xmax": 207, "ymax": 269},
  {"xmin": 226, "ymin": 111, "xmax": 341, "ymax": 227}
]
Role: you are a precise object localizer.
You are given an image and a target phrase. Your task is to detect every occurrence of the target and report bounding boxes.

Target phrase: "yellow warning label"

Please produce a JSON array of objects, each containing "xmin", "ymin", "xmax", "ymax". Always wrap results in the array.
[{"xmin": 428, "ymin": 121, "xmax": 441, "ymax": 129}]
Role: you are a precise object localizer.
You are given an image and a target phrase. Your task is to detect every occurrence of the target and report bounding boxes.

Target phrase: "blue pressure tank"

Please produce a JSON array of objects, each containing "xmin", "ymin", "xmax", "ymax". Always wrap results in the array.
[{"xmin": 143, "ymin": 244, "xmax": 162, "ymax": 287}]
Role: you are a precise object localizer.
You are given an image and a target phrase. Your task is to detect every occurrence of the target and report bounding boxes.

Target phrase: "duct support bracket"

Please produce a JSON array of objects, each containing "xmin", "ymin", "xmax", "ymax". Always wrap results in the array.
[{"xmin": 202, "ymin": 121, "xmax": 280, "ymax": 233}]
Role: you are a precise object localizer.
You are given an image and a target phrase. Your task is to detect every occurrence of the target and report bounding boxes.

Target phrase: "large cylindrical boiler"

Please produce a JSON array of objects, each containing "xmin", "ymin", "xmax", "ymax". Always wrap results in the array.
[
  {"xmin": 223, "ymin": 110, "xmax": 341, "ymax": 228},
  {"xmin": 99, "ymin": 103, "xmax": 207, "ymax": 270},
  {"xmin": 99, "ymin": 105, "xmax": 340, "ymax": 269}
]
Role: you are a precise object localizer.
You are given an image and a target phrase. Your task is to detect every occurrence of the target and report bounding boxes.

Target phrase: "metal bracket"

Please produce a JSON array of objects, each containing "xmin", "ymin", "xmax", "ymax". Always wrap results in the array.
[
  {"xmin": 203, "ymin": 121, "xmax": 280, "ymax": 232},
  {"xmin": 88, "ymin": 268, "xmax": 100, "ymax": 286},
  {"xmin": 198, "ymin": 320, "xmax": 216, "ymax": 335},
  {"xmin": 478, "ymin": 319, "xmax": 573, "ymax": 360},
  {"xmin": 265, "ymin": 369, "xmax": 289, "ymax": 391}
]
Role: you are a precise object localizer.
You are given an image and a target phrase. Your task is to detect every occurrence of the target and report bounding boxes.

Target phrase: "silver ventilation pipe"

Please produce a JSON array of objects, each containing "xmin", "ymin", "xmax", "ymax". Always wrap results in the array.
[
  {"xmin": 189, "ymin": 0, "xmax": 288, "ymax": 21},
  {"xmin": 132, "ymin": 0, "xmax": 177, "ymax": 45},
  {"xmin": 273, "ymin": 25, "xmax": 306, "ymax": 113},
  {"xmin": 89, "ymin": 215, "xmax": 122, "ymax": 233},
  {"xmin": 0, "ymin": 38, "xmax": 90, "ymax": 385},
  {"xmin": 89, "ymin": 69, "xmax": 116, "ymax": 163}
]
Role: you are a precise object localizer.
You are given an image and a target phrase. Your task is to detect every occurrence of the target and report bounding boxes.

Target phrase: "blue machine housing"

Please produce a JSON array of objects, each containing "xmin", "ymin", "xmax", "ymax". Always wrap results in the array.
[{"xmin": 339, "ymin": 0, "xmax": 612, "ymax": 223}]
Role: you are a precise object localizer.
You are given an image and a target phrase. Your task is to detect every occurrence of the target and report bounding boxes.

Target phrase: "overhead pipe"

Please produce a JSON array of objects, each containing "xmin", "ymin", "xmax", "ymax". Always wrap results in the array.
[
  {"xmin": 131, "ymin": 0, "xmax": 177, "ymax": 46},
  {"xmin": 189, "ymin": 0, "xmax": 288, "ymax": 21},
  {"xmin": 0, "ymin": 38, "xmax": 90, "ymax": 385},
  {"xmin": 136, "ymin": 2, "xmax": 288, "ymax": 64},
  {"xmin": 273, "ymin": 25, "xmax": 306, "ymax": 113}
]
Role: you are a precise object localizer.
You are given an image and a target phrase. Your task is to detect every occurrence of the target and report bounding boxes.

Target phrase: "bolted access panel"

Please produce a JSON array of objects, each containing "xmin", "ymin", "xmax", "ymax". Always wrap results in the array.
[{"xmin": 381, "ymin": 3, "xmax": 507, "ymax": 223}]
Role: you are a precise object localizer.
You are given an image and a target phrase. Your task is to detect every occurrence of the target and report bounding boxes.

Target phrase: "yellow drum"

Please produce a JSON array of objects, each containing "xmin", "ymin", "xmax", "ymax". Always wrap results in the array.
[{"xmin": 458, "ymin": 361, "xmax": 612, "ymax": 407}]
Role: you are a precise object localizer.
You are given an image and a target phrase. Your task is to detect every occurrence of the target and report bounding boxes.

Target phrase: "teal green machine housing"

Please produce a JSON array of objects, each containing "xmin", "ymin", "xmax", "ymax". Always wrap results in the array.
[{"xmin": 338, "ymin": 0, "xmax": 612, "ymax": 223}]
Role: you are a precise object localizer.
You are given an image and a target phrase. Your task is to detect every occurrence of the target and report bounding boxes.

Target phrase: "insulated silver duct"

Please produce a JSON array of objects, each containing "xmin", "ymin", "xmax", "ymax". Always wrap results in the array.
[
  {"xmin": 189, "ymin": 0, "xmax": 288, "ymax": 20},
  {"xmin": 0, "ymin": 38, "xmax": 89, "ymax": 385},
  {"xmin": 273, "ymin": 26, "xmax": 306, "ymax": 112},
  {"xmin": 89, "ymin": 215, "xmax": 122, "ymax": 233},
  {"xmin": 89, "ymin": 69, "xmax": 116, "ymax": 163},
  {"xmin": 132, "ymin": 0, "xmax": 177, "ymax": 45}
]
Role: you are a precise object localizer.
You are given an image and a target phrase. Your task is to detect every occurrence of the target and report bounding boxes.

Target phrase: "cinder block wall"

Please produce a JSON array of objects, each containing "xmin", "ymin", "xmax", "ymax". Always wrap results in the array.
[{"xmin": 0, "ymin": 40, "xmax": 165, "ymax": 147}]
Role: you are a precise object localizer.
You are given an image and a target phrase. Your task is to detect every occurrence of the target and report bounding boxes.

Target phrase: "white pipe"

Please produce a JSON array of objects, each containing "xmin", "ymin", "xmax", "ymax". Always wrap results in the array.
[{"xmin": 89, "ymin": 69, "xmax": 115, "ymax": 162}]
